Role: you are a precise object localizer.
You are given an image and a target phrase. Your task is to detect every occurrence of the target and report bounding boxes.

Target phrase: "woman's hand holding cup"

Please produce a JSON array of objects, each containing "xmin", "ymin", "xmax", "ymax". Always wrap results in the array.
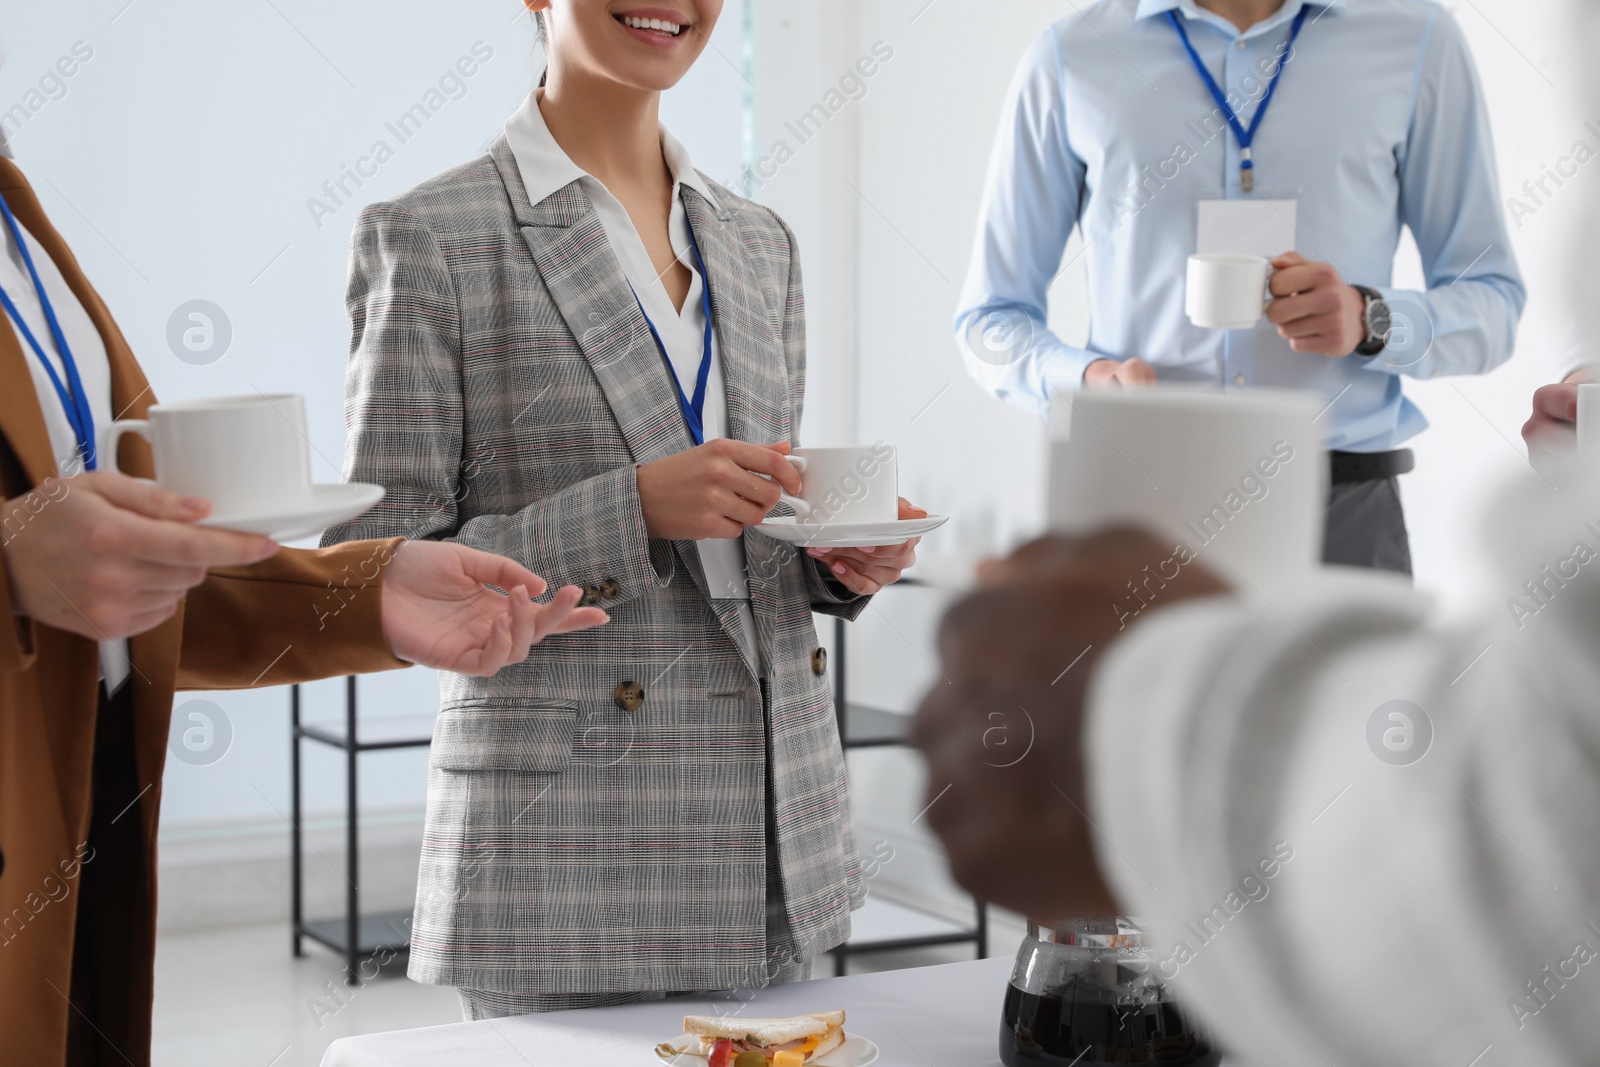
[
  {"xmin": 636, "ymin": 439, "xmax": 802, "ymax": 541},
  {"xmin": 1, "ymin": 469, "xmax": 279, "ymax": 641},
  {"xmin": 806, "ymin": 498, "xmax": 927, "ymax": 596}
]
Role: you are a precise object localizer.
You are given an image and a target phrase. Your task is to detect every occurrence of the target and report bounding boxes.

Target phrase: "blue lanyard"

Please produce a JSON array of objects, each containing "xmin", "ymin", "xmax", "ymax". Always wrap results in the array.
[
  {"xmin": 0, "ymin": 189, "xmax": 97, "ymax": 470},
  {"xmin": 1168, "ymin": 6, "xmax": 1310, "ymax": 193},
  {"xmin": 630, "ymin": 219, "xmax": 714, "ymax": 446}
]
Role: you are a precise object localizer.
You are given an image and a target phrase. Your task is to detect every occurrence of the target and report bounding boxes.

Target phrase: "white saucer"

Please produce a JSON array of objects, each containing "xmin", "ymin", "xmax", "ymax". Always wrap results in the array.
[
  {"xmin": 754, "ymin": 515, "xmax": 948, "ymax": 549},
  {"xmin": 195, "ymin": 482, "xmax": 386, "ymax": 541},
  {"xmin": 654, "ymin": 1033, "xmax": 878, "ymax": 1067}
]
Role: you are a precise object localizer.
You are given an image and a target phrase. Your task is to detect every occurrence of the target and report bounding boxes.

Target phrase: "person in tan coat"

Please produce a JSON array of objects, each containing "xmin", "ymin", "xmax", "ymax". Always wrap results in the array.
[{"xmin": 0, "ymin": 157, "xmax": 610, "ymax": 1066}]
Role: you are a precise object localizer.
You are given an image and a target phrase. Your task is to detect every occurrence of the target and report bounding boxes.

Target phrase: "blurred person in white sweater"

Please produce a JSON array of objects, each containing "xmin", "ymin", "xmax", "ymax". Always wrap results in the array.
[{"xmin": 917, "ymin": 473, "xmax": 1600, "ymax": 1065}]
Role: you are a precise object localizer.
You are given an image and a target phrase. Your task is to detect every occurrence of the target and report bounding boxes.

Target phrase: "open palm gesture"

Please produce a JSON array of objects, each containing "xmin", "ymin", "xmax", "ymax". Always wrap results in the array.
[{"xmin": 381, "ymin": 541, "xmax": 609, "ymax": 676}]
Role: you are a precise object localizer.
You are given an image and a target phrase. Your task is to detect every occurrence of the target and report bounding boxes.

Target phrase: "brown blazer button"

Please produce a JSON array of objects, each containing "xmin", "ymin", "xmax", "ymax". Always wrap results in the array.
[
  {"xmin": 613, "ymin": 681, "xmax": 645, "ymax": 712},
  {"xmin": 579, "ymin": 586, "xmax": 602, "ymax": 607},
  {"xmin": 811, "ymin": 647, "xmax": 828, "ymax": 676},
  {"xmin": 599, "ymin": 579, "xmax": 621, "ymax": 601}
]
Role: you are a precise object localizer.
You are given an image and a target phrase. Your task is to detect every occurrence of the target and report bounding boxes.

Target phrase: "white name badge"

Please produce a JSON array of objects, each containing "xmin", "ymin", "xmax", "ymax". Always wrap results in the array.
[{"xmin": 1197, "ymin": 198, "xmax": 1299, "ymax": 259}]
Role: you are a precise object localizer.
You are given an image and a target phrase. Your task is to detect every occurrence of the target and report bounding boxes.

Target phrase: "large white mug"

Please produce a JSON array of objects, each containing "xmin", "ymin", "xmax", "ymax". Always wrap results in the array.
[
  {"xmin": 1048, "ymin": 388, "xmax": 1326, "ymax": 589},
  {"xmin": 103, "ymin": 394, "xmax": 314, "ymax": 519},
  {"xmin": 1186, "ymin": 252, "xmax": 1273, "ymax": 330},
  {"xmin": 1579, "ymin": 383, "xmax": 1600, "ymax": 459},
  {"xmin": 779, "ymin": 444, "xmax": 898, "ymax": 525}
]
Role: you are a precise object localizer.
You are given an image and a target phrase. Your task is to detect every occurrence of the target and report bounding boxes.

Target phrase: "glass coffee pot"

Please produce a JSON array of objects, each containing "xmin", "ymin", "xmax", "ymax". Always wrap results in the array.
[{"xmin": 1000, "ymin": 917, "xmax": 1221, "ymax": 1066}]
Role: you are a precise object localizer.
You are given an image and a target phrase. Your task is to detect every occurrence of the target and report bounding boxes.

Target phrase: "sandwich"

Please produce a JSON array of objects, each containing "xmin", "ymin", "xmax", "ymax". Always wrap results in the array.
[{"xmin": 681, "ymin": 1011, "xmax": 846, "ymax": 1066}]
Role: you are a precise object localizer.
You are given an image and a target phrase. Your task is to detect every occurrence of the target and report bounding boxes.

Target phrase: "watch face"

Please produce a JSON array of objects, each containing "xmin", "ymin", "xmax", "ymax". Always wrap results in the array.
[{"xmin": 1368, "ymin": 299, "xmax": 1392, "ymax": 341}]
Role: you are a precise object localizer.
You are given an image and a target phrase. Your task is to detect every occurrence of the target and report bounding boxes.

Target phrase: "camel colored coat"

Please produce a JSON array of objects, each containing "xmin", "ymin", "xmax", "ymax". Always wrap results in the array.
[{"xmin": 0, "ymin": 158, "xmax": 405, "ymax": 1066}]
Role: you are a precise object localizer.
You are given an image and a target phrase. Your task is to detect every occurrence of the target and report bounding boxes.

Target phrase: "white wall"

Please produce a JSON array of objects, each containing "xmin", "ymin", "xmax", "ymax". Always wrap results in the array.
[
  {"xmin": 1396, "ymin": 0, "xmax": 1588, "ymax": 614},
  {"xmin": 745, "ymin": 0, "xmax": 866, "ymax": 448}
]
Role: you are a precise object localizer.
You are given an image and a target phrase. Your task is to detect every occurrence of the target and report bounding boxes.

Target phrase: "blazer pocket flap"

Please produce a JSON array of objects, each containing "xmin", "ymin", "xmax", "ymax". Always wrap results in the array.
[{"xmin": 430, "ymin": 702, "xmax": 579, "ymax": 773}]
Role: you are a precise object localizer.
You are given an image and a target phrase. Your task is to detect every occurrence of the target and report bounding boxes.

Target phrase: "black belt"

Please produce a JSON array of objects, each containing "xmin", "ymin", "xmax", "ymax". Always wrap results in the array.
[{"xmin": 1330, "ymin": 449, "xmax": 1414, "ymax": 485}]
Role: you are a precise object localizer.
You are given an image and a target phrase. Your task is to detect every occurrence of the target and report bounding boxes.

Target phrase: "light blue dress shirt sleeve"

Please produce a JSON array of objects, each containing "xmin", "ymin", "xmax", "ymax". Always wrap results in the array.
[
  {"xmin": 1373, "ymin": 9, "xmax": 1526, "ymax": 380},
  {"xmin": 954, "ymin": 30, "xmax": 1097, "ymax": 418}
]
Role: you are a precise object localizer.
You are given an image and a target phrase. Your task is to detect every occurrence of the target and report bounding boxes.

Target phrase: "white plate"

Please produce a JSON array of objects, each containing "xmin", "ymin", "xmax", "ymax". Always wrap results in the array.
[
  {"xmin": 653, "ymin": 1033, "xmax": 878, "ymax": 1067},
  {"xmin": 753, "ymin": 515, "xmax": 948, "ymax": 549},
  {"xmin": 195, "ymin": 482, "xmax": 386, "ymax": 541}
]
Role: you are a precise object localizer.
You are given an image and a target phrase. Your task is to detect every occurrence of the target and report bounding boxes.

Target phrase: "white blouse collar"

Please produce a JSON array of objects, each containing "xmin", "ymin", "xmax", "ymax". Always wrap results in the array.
[{"xmin": 504, "ymin": 91, "xmax": 722, "ymax": 213}]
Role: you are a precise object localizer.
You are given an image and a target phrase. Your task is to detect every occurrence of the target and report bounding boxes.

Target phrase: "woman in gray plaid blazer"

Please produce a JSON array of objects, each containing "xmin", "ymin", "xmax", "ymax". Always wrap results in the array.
[{"xmin": 322, "ymin": 0, "xmax": 924, "ymax": 1016}]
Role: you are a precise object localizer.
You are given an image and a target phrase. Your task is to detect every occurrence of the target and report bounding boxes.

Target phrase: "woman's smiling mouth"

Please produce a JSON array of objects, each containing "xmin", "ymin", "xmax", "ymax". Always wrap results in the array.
[{"xmin": 615, "ymin": 11, "xmax": 688, "ymax": 39}]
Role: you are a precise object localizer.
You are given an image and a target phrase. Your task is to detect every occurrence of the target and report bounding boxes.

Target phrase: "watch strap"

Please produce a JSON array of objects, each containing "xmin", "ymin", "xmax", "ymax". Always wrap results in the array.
[{"xmin": 1352, "ymin": 284, "xmax": 1387, "ymax": 357}]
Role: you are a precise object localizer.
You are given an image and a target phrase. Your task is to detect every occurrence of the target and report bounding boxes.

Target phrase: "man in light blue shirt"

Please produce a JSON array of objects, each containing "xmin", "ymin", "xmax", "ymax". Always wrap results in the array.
[{"xmin": 955, "ymin": 0, "xmax": 1525, "ymax": 574}]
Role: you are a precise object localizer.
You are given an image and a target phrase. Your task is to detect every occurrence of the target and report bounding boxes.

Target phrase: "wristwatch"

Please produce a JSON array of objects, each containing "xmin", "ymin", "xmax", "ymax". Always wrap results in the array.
[{"xmin": 1352, "ymin": 285, "xmax": 1391, "ymax": 357}]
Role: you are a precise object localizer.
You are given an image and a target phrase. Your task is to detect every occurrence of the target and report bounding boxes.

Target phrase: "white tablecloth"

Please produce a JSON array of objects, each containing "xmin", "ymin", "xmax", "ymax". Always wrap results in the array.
[
  {"xmin": 321, "ymin": 956, "xmax": 1249, "ymax": 1067},
  {"xmin": 322, "ymin": 957, "xmax": 1014, "ymax": 1067}
]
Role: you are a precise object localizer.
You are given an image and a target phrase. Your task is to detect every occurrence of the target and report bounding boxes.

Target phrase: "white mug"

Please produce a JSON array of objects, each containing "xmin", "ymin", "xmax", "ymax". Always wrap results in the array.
[
  {"xmin": 1579, "ymin": 384, "xmax": 1600, "ymax": 459},
  {"xmin": 779, "ymin": 444, "xmax": 898, "ymax": 525},
  {"xmin": 103, "ymin": 394, "xmax": 314, "ymax": 519},
  {"xmin": 1186, "ymin": 253, "xmax": 1273, "ymax": 330},
  {"xmin": 1048, "ymin": 387, "xmax": 1326, "ymax": 590}
]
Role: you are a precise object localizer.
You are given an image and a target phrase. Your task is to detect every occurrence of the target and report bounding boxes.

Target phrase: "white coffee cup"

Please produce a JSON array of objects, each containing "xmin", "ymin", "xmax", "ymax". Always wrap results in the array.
[
  {"xmin": 780, "ymin": 444, "xmax": 898, "ymax": 525},
  {"xmin": 1579, "ymin": 384, "xmax": 1600, "ymax": 459},
  {"xmin": 1186, "ymin": 253, "xmax": 1273, "ymax": 330},
  {"xmin": 1048, "ymin": 388, "xmax": 1325, "ymax": 589},
  {"xmin": 103, "ymin": 394, "xmax": 314, "ymax": 519}
]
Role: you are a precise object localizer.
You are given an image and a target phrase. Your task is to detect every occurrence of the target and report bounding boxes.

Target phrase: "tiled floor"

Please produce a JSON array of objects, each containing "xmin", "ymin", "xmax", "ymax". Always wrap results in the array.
[
  {"xmin": 152, "ymin": 911, "xmax": 1024, "ymax": 1067},
  {"xmin": 152, "ymin": 923, "xmax": 457, "ymax": 1067}
]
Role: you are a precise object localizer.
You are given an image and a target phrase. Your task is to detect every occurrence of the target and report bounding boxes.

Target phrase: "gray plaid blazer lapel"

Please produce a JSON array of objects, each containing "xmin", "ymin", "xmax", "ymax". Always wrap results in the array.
[
  {"xmin": 492, "ymin": 138, "xmax": 691, "ymax": 467},
  {"xmin": 491, "ymin": 138, "xmax": 761, "ymax": 673},
  {"xmin": 683, "ymin": 188, "xmax": 795, "ymax": 656}
]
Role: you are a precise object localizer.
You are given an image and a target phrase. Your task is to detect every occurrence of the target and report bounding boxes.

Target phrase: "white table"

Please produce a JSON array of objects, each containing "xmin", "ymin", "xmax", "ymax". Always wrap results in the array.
[
  {"xmin": 322, "ymin": 957, "xmax": 1016, "ymax": 1067},
  {"xmin": 321, "ymin": 957, "xmax": 1248, "ymax": 1067}
]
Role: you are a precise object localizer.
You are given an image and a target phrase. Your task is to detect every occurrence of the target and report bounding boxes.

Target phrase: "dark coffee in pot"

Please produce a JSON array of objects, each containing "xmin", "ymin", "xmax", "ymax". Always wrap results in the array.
[{"xmin": 999, "ymin": 981, "xmax": 1220, "ymax": 1066}]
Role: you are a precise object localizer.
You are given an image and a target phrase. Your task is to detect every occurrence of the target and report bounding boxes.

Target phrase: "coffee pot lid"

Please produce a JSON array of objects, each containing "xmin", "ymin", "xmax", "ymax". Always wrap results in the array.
[{"xmin": 1028, "ymin": 916, "xmax": 1150, "ymax": 949}]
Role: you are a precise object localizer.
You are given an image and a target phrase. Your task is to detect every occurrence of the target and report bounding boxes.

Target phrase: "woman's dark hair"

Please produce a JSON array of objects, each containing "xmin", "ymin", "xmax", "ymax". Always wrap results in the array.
[{"xmin": 535, "ymin": 10, "xmax": 549, "ymax": 87}]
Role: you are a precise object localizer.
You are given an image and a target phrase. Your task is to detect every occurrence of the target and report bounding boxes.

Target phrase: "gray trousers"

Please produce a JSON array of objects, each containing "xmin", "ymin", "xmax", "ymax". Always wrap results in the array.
[{"xmin": 1323, "ymin": 476, "xmax": 1412, "ymax": 577}]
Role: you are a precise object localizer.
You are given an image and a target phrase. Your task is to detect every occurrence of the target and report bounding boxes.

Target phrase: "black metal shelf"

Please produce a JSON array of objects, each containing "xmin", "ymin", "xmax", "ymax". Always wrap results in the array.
[
  {"xmin": 837, "ymin": 702, "xmax": 912, "ymax": 748},
  {"xmin": 299, "ymin": 910, "xmax": 415, "ymax": 961},
  {"xmin": 829, "ymin": 585, "xmax": 988, "ymax": 976},
  {"xmin": 290, "ymin": 677, "xmax": 430, "ymax": 980}
]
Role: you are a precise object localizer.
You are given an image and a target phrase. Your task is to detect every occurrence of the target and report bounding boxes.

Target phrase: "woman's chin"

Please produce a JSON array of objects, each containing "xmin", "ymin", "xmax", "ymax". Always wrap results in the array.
[{"xmin": 593, "ymin": 55, "xmax": 700, "ymax": 95}]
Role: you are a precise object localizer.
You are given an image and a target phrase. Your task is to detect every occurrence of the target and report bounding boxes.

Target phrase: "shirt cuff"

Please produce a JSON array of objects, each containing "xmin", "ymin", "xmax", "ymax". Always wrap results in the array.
[{"xmin": 1043, "ymin": 347, "xmax": 1101, "ymax": 398}]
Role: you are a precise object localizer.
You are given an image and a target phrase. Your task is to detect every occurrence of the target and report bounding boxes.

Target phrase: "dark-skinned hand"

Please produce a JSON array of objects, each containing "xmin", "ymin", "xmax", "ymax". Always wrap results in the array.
[{"xmin": 912, "ymin": 528, "xmax": 1231, "ymax": 923}]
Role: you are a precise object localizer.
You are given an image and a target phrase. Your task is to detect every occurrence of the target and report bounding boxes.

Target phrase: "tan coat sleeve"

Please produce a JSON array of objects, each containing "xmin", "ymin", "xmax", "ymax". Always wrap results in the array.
[{"xmin": 177, "ymin": 538, "xmax": 408, "ymax": 691}]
